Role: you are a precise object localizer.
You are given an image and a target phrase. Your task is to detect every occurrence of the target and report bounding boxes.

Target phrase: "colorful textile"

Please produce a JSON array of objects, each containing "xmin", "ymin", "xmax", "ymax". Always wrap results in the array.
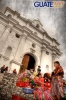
[
  {"xmin": 34, "ymin": 88, "xmax": 53, "ymax": 100},
  {"xmin": 51, "ymin": 76, "xmax": 64, "ymax": 100},
  {"xmin": 44, "ymin": 90, "xmax": 53, "ymax": 100},
  {"xmin": 12, "ymin": 95, "xmax": 28, "ymax": 100},
  {"xmin": 52, "ymin": 66, "xmax": 64, "ymax": 77}
]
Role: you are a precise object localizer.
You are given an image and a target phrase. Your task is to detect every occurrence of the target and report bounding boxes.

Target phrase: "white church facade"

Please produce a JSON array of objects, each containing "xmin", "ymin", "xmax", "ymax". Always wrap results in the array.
[{"xmin": 0, "ymin": 7, "xmax": 62, "ymax": 74}]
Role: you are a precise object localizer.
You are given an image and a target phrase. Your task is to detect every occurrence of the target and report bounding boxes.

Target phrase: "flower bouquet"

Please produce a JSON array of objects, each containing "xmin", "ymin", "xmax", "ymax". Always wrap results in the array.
[
  {"xmin": 16, "ymin": 71, "xmax": 36, "ymax": 94},
  {"xmin": 16, "ymin": 72, "xmax": 30, "ymax": 87}
]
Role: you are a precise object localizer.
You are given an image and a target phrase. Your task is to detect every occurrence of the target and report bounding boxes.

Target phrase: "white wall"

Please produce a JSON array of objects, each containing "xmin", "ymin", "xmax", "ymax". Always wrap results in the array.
[
  {"xmin": 0, "ymin": 23, "xmax": 5, "ymax": 37},
  {"xmin": 40, "ymin": 49, "xmax": 52, "ymax": 74},
  {"xmin": 0, "ymin": 8, "xmax": 60, "ymax": 74},
  {"xmin": 9, "ymin": 63, "xmax": 20, "ymax": 73}
]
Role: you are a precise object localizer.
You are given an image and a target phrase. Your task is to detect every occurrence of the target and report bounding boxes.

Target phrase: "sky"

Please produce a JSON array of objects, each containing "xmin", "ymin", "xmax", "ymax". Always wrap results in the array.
[{"xmin": 0, "ymin": 0, "xmax": 66, "ymax": 72}]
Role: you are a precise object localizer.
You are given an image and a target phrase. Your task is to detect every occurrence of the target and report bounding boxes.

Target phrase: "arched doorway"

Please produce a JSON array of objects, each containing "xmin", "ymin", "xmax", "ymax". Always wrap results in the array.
[
  {"xmin": 20, "ymin": 53, "xmax": 36, "ymax": 73},
  {"xmin": 27, "ymin": 54, "xmax": 35, "ymax": 70}
]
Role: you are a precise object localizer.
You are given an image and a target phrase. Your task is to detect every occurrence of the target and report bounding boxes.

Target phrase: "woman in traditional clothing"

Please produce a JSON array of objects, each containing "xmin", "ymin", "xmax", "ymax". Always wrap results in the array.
[{"xmin": 51, "ymin": 61, "xmax": 64, "ymax": 100}]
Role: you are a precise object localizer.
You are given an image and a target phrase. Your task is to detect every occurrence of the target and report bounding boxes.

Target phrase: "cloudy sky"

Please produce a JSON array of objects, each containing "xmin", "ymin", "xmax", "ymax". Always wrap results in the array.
[{"xmin": 0, "ymin": 0, "xmax": 66, "ymax": 70}]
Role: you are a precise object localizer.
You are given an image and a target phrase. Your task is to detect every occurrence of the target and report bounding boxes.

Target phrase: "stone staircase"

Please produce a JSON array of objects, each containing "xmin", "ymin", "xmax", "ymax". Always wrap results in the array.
[{"xmin": 0, "ymin": 73, "xmax": 35, "ymax": 100}]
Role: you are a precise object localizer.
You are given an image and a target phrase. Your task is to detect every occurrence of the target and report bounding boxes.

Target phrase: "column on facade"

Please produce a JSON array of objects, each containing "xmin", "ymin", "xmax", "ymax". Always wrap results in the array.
[
  {"xmin": 0, "ymin": 26, "xmax": 12, "ymax": 53},
  {"xmin": 0, "ymin": 24, "xmax": 6, "ymax": 39},
  {"xmin": 40, "ymin": 45, "xmax": 46, "ymax": 73},
  {"xmin": 14, "ymin": 34, "xmax": 27, "ymax": 62},
  {"xmin": 52, "ymin": 51, "xmax": 56, "ymax": 70}
]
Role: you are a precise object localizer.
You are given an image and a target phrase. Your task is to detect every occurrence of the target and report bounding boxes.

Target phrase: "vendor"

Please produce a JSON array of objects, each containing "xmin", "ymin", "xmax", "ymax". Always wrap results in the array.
[
  {"xmin": 43, "ymin": 73, "xmax": 51, "ymax": 90},
  {"xmin": 44, "ymin": 73, "xmax": 51, "ymax": 83},
  {"xmin": 51, "ymin": 61, "xmax": 64, "ymax": 100}
]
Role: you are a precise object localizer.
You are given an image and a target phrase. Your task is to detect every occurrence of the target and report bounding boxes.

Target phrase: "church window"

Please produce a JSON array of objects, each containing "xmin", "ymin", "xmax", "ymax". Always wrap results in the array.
[
  {"xmin": 36, "ymin": 24, "xmax": 39, "ymax": 28},
  {"xmin": 46, "ymin": 65, "xmax": 49, "ymax": 72},
  {"xmin": 32, "ymin": 43, "xmax": 36, "ymax": 48},
  {"xmin": 16, "ymin": 33, "xmax": 20, "ymax": 38},
  {"xmin": 7, "ymin": 14, "xmax": 12, "ymax": 18},
  {"xmin": 5, "ymin": 46, "xmax": 12, "ymax": 58},
  {"xmin": 46, "ymin": 51, "xmax": 49, "ymax": 55}
]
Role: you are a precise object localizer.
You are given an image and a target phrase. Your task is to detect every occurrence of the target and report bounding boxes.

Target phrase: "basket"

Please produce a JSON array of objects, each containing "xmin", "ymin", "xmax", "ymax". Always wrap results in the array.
[{"xmin": 22, "ymin": 87, "xmax": 34, "ymax": 94}]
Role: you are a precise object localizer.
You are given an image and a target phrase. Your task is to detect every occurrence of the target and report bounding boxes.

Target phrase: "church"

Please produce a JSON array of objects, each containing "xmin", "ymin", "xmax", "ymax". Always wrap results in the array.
[{"xmin": 0, "ymin": 7, "xmax": 62, "ymax": 74}]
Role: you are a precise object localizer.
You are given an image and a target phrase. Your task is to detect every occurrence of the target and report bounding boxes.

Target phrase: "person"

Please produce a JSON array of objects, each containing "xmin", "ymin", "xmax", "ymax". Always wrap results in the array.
[
  {"xmin": 34, "ymin": 73, "xmax": 53, "ymax": 100},
  {"xmin": 5, "ymin": 66, "xmax": 8, "ymax": 73},
  {"xmin": 0, "ymin": 65, "xmax": 5, "ymax": 73},
  {"xmin": 51, "ymin": 61, "xmax": 64, "ymax": 100},
  {"xmin": 44, "ymin": 73, "xmax": 51, "ymax": 83},
  {"xmin": 35, "ymin": 73, "xmax": 44, "ymax": 89},
  {"xmin": 38, "ymin": 74, "xmax": 44, "ymax": 86},
  {"xmin": 13, "ymin": 69, "xmax": 17, "ymax": 74},
  {"xmin": 27, "ymin": 68, "xmax": 34, "ymax": 79},
  {"xmin": 37, "ymin": 66, "xmax": 41, "ymax": 74},
  {"xmin": 29, "ymin": 68, "xmax": 34, "ymax": 75},
  {"xmin": 44, "ymin": 73, "xmax": 51, "ymax": 90}
]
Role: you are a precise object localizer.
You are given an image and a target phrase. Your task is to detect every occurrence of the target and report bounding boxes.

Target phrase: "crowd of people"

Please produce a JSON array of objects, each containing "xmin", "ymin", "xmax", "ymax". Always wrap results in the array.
[
  {"xmin": 0, "ymin": 61, "xmax": 65, "ymax": 100},
  {"xmin": 17, "ymin": 61, "xmax": 64, "ymax": 100},
  {"xmin": 0, "ymin": 65, "xmax": 17, "ymax": 74},
  {"xmin": 0, "ymin": 65, "xmax": 8, "ymax": 73}
]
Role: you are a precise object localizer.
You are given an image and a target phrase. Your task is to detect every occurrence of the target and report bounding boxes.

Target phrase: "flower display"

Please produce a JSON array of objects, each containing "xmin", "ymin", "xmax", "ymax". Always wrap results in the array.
[{"xmin": 16, "ymin": 70, "xmax": 52, "ymax": 100}]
